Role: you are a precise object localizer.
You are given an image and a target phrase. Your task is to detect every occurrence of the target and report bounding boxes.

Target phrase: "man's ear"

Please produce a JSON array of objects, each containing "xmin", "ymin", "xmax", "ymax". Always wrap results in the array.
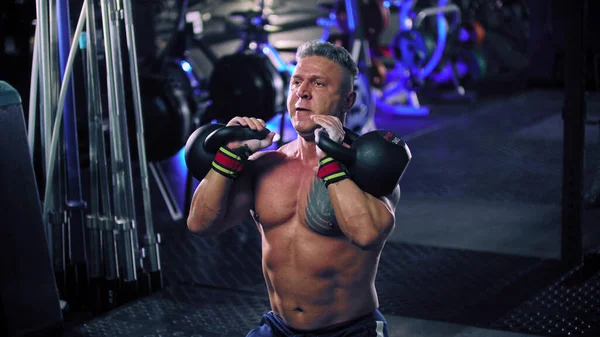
[{"xmin": 342, "ymin": 90, "xmax": 357, "ymax": 113}]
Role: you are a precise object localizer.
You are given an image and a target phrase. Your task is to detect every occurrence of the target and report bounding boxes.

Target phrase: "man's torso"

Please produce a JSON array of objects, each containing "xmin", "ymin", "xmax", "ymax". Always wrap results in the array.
[{"xmin": 248, "ymin": 143, "xmax": 383, "ymax": 330}]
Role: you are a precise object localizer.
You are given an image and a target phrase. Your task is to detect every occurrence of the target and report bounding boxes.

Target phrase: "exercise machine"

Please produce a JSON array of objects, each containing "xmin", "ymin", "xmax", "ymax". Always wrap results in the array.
[
  {"xmin": 206, "ymin": 0, "xmax": 292, "ymax": 140},
  {"xmin": 376, "ymin": 0, "xmax": 461, "ymax": 116},
  {"xmin": 316, "ymin": 0, "xmax": 389, "ymax": 134}
]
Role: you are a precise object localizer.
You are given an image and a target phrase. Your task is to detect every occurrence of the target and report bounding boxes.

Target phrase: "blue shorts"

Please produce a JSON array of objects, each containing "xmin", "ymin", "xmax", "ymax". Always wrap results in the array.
[{"xmin": 246, "ymin": 310, "xmax": 389, "ymax": 337}]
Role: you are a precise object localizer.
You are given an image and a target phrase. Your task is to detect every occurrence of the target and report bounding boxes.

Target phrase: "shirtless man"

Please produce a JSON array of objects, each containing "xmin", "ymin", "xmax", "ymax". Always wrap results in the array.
[{"xmin": 187, "ymin": 40, "xmax": 400, "ymax": 336}]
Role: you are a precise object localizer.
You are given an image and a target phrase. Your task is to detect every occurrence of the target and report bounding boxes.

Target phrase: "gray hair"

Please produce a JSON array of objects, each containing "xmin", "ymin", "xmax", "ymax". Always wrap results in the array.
[{"xmin": 295, "ymin": 40, "xmax": 358, "ymax": 87}]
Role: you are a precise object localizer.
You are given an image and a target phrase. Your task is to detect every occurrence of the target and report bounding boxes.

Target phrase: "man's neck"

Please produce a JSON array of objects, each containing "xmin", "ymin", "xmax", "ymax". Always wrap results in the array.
[{"xmin": 294, "ymin": 135, "xmax": 320, "ymax": 165}]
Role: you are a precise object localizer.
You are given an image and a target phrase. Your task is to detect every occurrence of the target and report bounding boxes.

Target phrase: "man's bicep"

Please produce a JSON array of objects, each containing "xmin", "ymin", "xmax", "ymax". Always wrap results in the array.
[
  {"xmin": 371, "ymin": 185, "xmax": 400, "ymax": 214},
  {"xmin": 387, "ymin": 185, "xmax": 401, "ymax": 209},
  {"xmin": 222, "ymin": 171, "xmax": 255, "ymax": 226}
]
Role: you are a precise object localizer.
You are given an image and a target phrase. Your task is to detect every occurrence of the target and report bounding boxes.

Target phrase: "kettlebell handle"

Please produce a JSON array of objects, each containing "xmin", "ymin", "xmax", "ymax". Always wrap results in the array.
[
  {"xmin": 316, "ymin": 127, "xmax": 358, "ymax": 163},
  {"xmin": 343, "ymin": 127, "xmax": 359, "ymax": 144},
  {"xmin": 205, "ymin": 125, "xmax": 271, "ymax": 152}
]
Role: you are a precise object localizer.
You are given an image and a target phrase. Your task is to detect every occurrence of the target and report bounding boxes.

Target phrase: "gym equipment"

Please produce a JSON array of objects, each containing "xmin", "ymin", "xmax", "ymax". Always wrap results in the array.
[
  {"xmin": 458, "ymin": 0, "xmax": 529, "ymax": 88},
  {"xmin": 57, "ymin": 0, "xmax": 88, "ymax": 310},
  {"xmin": 209, "ymin": 51, "xmax": 287, "ymax": 123},
  {"xmin": 317, "ymin": 0, "xmax": 382, "ymax": 134},
  {"xmin": 335, "ymin": 0, "xmax": 390, "ymax": 41},
  {"xmin": 378, "ymin": 0, "xmax": 462, "ymax": 116},
  {"xmin": 131, "ymin": 53, "xmax": 201, "ymax": 163},
  {"xmin": 333, "ymin": 0, "xmax": 390, "ymax": 81},
  {"xmin": 184, "ymin": 124, "xmax": 270, "ymax": 180},
  {"xmin": 0, "ymin": 81, "xmax": 63, "ymax": 337},
  {"xmin": 345, "ymin": 72, "xmax": 376, "ymax": 134},
  {"xmin": 391, "ymin": 30, "xmax": 436, "ymax": 70},
  {"xmin": 182, "ymin": 0, "xmax": 294, "ymax": 217},
  {"xmin": 125, "ymin": 0, "xmax": 207, "ymax": 163},
  {"xmin": 457, "ymin": 21, "xmax": 485, "ymax": 46},
  {"xmin": 429, "ymin": 48, "xmax": 487, "ymax": 84},
  {"xmin": 29, "ymin": 0, "xmax": 164, "ymax": 314},
  {"xmin": 133, "ymin": 0, "xmax": 204, "ymax": 224},
  {"xmin": 368, "ymin": 58, "xmax": 388, "ymax": 89},
  {"xmin": 207, "ymin": 0, "xmax": 291, "ymax": 126},
  {"xmin": 318, "ymin": 0, "xmax": 390, "ymax": 90},
  {"xmin": 317, "ymin": 128, "xmax": 411, "ymax": 197}
]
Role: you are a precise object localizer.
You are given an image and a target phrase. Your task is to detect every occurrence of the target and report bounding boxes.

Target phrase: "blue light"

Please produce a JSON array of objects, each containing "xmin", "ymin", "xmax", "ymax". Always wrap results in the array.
[
  {"xmin": 173, "ymin": 146, "xmax": 189, "ymax": 177},
  {"xmin": 78, "ymin": 32, "xmax": 87, "ymax": 49},
  {"xmin": 399, "ymin": 0, "xmax": 413, "ymax": 31},
  {"xmin": 180, "ymin": 60, "xmax": 192, "ymax": 73},
  {"xmin": 287, "ymin": 63, "xmax": 296, "ymax": 74},
  {"xmin": 263, "ymin": 45, "xmax": 293, "ymax": 74},
  {"xmin": 419, "ymin": 0, "xmax": 448, "ymax": 79},
  {"xmin": 376, "ymin": 98, "xmax": 430, "ymax": 116},
  {"xmin": 458, "ymin": 27, "xmax": 469, "ymax": 42},
  {"xmin": 345, "ymin": 0, "xmax": 356, "ymax": 32}
]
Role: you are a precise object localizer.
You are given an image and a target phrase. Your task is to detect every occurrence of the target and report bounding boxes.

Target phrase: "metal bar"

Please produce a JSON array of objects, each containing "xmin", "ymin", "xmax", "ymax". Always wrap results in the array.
[
  {"xmin": 413, "ymin": 4, "xmax": 460, "ymax": 29},
  {"xmin": 346, "ymin": 0, "xmax": 371, "ymax": 71},
  {"xmin": 35, "ymin": 0, "xmax": 52, "ymax": 250},
  {"xmin": 82, "ymin": 20, "xmax": 103, "ymax": 281},
  {"xmin": 100, "ymin": 0, "xmax": 138, "ymax": 283},
  {"xmin": 149, "ymin": 162, "xmax": 183, "ymax": 221},
  {"xmin": 40, "ymin": 0, "xmax": 88, "ymax": 297},
  {"xmin": 28, "ymin": 25, "xmax": 39, "ymax": 160},
  {"xmin": 35, "ymin": 0, "xmax": 52, "ymax": 174},
  {"xmin": 86, "ymin": 0, "xmax": 121, "ymax": 300},
  {"xmin": 85, "ymin": 10, "xmax": 120, "ymax": 290},
  {"xmin": 122, "ymin": 0, "xmax": 161, "ymax": 273},
  {"xmin": 56, "ymin": 1, "xmax": 88, "ymax": 308},
  {"xmin": 561, "ymin": 0, "xmax": 587, "ymax": 267}
]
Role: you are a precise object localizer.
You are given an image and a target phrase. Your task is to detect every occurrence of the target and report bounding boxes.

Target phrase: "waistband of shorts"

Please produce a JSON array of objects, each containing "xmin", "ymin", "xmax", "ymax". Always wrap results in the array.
[{"xmin": 267, "ymin": 309, "xmax": 384, "ymax": 335}]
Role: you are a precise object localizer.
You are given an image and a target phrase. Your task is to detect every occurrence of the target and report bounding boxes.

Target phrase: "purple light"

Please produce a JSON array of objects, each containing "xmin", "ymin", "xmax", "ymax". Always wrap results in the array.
[
  {"xmin": 376, "ymin": 98, "xmax": 430, "ymax": 116},
  {"xmin": 421, "ymin": 1, "xmax": 448, "ymax": 78},
  {"xmin": 458, "ymin": 27, "xmax": 470, "ymax": 42},
  {"xmin": 430, "ymin": 61, "xmax": 468, "ymax": 84}
]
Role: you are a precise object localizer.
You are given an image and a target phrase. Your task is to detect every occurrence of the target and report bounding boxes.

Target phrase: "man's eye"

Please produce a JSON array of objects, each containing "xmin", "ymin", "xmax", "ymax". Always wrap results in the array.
[{"xmin": 316, "ymin": 82, "xmax": 324, "ymax": 86}]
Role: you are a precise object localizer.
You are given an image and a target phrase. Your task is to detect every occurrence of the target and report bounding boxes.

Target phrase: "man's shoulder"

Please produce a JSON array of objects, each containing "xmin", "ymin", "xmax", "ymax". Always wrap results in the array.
[
  {"xmin": 248, "ymin": 148, "xmax": 288, "ymax": 171},
  {"xmin": 277, "ymin": 140, "xmax": 298, "ymax": 156},
  {"xmin": 252, "ymin": 141, "xmax": 297, "ymax": 159},
  {"xmin": 250, "ymin": 149, "xmax": 286, "ymax": 162},
  {"xmin": 248, "ymin": 141, "xmax": 300, "ymax": 174}
]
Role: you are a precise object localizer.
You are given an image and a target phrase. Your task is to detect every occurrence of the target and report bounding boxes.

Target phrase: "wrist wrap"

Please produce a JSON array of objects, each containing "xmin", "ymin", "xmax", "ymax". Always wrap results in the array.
[
  {"xmin": 317, "ymin": 156, "xmax": 349, "ymax": 187},
  {"xmin": 212, "ymin": 145, "xmax": 252, "ymax": 179}
]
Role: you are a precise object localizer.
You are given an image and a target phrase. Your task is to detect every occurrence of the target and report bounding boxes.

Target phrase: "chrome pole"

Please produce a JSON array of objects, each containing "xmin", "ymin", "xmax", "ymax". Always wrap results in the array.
[
  {"xmin": 99, "ymin": 0, "xmax": 138, "ymax": 284},
  {"xmin": 121, "ymin": 0, "xmax": 161, "ymax": 276}
]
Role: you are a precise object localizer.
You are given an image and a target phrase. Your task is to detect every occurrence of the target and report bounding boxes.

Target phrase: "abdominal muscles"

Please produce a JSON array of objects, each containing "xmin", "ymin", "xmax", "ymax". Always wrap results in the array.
[{"xmin": 260, "ymin": 220, "xmax": 379, "ymax": 329}]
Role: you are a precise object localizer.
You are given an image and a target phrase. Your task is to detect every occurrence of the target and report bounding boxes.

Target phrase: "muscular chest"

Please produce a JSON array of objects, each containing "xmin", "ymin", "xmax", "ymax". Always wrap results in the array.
[{"xmin": 253, "ymin": 161, "xmax": 340, "ymax": 236}]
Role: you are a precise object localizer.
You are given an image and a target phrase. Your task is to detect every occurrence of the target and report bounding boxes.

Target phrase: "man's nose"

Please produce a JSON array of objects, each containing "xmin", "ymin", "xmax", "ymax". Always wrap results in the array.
[{"xmin": 296, "ymin": 82, "xmax": 310, "ymax": 99}]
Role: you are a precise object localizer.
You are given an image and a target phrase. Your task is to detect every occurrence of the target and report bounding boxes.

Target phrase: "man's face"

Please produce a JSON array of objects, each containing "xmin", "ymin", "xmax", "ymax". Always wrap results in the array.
[{"xmin": 287, "ymin": 55, "xmax": 356, "ymax": 139}]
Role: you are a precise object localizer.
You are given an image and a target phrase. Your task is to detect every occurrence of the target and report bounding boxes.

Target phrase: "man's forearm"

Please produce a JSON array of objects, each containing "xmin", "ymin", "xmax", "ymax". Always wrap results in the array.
[
  {"xmin": 327, "ymin": 179, "xmax": 394, "ymax": 249},
  {"xmin": 187, "ymin": 170, "xmax": 234, "ymax": 233}
]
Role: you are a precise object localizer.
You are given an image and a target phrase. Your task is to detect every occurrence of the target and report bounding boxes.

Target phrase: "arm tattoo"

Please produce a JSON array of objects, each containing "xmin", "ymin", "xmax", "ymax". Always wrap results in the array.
[{"xmin": 305, "ymin": 174, "xmax": 343, "ymax": 236}]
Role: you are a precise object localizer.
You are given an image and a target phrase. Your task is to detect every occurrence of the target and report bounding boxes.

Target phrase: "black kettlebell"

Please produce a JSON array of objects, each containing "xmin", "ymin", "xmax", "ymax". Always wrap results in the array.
[
  {"xmin": 317, "ymin": 129, "xmax": 411, "ymax": 197},
  {"xmin": 184, "ymin": 123, "xmax": 270, "ymax": 179}
]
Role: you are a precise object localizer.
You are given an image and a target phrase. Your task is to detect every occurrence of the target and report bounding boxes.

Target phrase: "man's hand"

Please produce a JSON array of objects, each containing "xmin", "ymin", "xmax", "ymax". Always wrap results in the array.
[
  {"xmin": 226, "ymin": 116, "xmax": 276, "ymax": 153},
  {"xmin": 311, "ymin": 115, "xmax": 345, "ymax": 159}
]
